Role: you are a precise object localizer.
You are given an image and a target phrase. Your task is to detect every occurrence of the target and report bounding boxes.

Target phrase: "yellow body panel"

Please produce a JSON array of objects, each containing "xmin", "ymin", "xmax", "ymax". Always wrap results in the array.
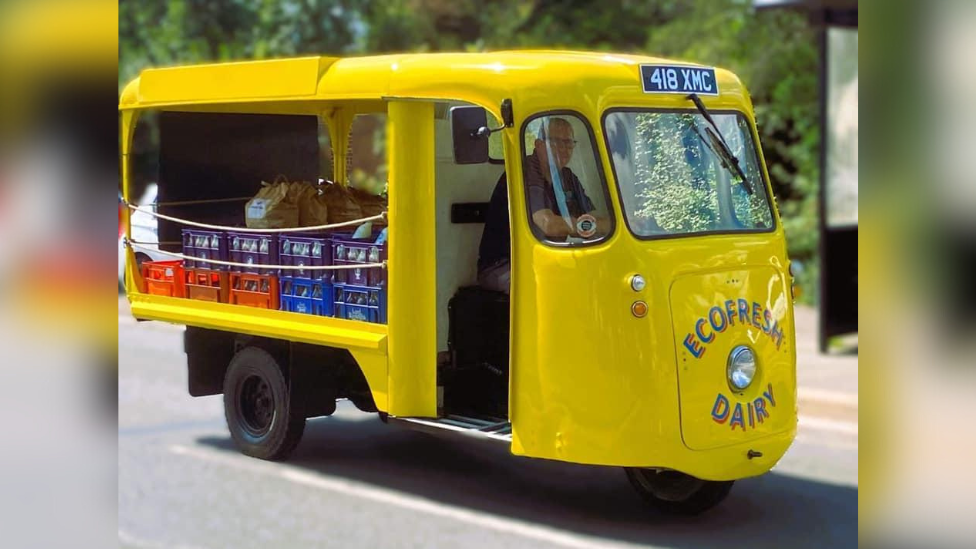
[
  {"xmin": 129, "ymin": 294, "xmax": 390, "ymax": 412},
  {"xmin": 386, "ymin": 101, "xmax": 438, "ymax": 417},
  {"xmin": 506, "ymin": 225, "xmax": 796, "ymax": 478},
  {"xmin": 137, "ymin": 57, "xmax": 334, "ymax": 105},
  {"xmin": 671, "ymin": 266, "xmax": 796, "ymax": 451},
  {"xmin": 120, "ymin": 51, "xmax": 796, "ymax": 480}
]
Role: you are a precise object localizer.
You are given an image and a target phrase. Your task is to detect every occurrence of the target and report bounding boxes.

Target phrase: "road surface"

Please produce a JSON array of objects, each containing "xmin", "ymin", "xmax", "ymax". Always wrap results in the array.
[{"xmin": 118, "ymin": 299, "xmax": 857, "ymax": 549}]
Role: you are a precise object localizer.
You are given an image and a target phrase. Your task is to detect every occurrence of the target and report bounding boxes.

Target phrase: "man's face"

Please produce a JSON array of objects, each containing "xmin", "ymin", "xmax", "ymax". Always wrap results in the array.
[{"xmin": 535, "ymin": 121, "xmax": 575, "ymax": 171}]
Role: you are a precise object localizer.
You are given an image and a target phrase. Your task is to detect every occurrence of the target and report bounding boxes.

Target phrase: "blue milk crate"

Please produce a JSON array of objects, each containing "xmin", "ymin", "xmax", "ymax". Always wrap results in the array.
[
  {"xmin": 334, "ymin": 283, "xmax": 386, "ymax": 324},
  {"xmin": 279, "ymin": 233, "xmax": 332, "ymax": 280},
  {"xmin": 279, "ymin": 276, "xmax": 334, "ymax": 317},
  {"xmin": 227, "ymin": 232, "xmax": 279, "ymax": 276},
  {"xmin": 182, "ymin": 229, "xmax": 228, "ymax": 270},
  {"xmin": 330, "ymin": 232, "xmax": 387, "ymax": 286}
]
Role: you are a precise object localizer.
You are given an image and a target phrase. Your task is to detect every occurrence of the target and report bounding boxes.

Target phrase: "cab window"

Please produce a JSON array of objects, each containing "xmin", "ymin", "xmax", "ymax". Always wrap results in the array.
[
  {"xmin": 604, "ymin": 109, "xmax": 774, "ymax": 238},
  {"xmin": 520, "ymin": 113, "xmax": 613, "ymax": 245}
]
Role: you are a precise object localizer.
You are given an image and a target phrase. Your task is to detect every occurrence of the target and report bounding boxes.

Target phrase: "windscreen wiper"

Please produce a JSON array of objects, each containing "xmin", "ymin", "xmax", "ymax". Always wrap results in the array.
[{"xmin": 686, "ymin": 93, "xmax": 753, "ymax": 195}]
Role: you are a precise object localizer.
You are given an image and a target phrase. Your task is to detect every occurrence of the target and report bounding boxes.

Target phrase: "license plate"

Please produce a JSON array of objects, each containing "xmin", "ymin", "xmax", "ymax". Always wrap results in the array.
[{"xmin": 640, "ymin": 65, "xmax": 719, "ymax": 96}]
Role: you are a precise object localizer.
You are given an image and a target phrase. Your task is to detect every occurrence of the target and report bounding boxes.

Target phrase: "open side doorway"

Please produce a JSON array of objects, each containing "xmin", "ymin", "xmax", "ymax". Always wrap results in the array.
[{"xmin": 430, "ymin": 101, "xmax": 512, "ymax": 422}]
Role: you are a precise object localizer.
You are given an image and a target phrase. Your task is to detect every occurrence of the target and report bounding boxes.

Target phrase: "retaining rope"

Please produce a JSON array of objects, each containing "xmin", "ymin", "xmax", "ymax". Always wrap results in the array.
[
  {"xmin": 126, "ymin": 240, "xmax": 386, "ymax": 271},
  {"xmin": 123, "ymin": 201, "xmax": 387, "ymax": 234},
  {"xmin": 152, "ymin": 196, "xmax": 253, "ymax": 207}
]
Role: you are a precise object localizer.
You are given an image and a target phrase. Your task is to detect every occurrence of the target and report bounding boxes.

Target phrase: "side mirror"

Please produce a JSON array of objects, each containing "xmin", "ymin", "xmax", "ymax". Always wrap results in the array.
[
  {"xmin": 500, "ymin": 98, "xmax": 514, "ymax": 128},
  {"xmin": 451, "ymin": 106, "xmax": 489, "ymax": 164}
]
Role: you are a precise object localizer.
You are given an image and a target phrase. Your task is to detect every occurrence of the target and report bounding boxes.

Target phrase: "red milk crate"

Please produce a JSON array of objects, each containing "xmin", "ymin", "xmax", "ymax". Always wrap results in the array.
[
  {"xmin": 140, "ymin": 260, "xmax": 186, "ymax": 298},
  {"xmin": 229, "ymin": 272, "xmax": 279, "ymax": 309},
  {"xmin": 184, "ymin": 267, "xmax": 230, "ymax": 303}
]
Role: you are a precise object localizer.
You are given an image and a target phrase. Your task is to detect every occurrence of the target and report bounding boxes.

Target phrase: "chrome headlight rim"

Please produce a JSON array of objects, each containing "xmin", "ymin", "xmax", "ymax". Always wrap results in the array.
[
  {"xmin": 630, "ymin": 274, "xmax": 646, "ymax": 292},
  {"xmin": 727, "ymin": 345, "xmax": 757, "ymax": 391}
]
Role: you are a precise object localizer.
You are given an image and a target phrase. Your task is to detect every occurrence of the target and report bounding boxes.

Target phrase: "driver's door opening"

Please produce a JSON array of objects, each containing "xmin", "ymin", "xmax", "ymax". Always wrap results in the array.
[
  {"xmin": 432, "ymin": 109, "xmax": 619, "ymax": 422},
  {"xmin": 434, "ymin": 101, "xmax": 511, "ymax": 421}
]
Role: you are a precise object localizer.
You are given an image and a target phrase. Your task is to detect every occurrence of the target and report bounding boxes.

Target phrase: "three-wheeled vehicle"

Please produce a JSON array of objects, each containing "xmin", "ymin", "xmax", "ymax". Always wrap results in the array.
[{"xmin": 120, "ymin": 51, "xmax": 797, "ymax": 515}]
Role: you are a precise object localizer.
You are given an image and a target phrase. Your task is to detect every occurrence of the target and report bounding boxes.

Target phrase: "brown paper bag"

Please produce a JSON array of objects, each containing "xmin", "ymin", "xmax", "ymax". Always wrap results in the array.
[
  {"xmin": 320, "ymin": 182, "xmax": 363, "ymax": 224},
  {"xmin": 286, "ymin": 179, "xmax": 311, "ymax": 203},
  {"xmin": 297, "ymin": 183, "xmax": 329, "ymax": 227},
  {"xmin": 349, "ymin": 187, "xmax": 388, "ymax": 224},
  {"xmin": 245, "ymin": 175, "xmax": 299, "ymax": 228}
]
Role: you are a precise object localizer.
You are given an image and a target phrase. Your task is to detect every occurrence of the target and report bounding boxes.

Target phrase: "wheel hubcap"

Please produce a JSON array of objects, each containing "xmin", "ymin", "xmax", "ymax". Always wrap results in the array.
[{"xmin": 239, "ymin": 375, "xmax": 275, "ymax": 436}]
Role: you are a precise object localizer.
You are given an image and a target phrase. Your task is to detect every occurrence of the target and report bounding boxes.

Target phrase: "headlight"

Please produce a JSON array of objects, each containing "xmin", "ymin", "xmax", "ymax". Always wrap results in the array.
[
  {"xmin": 630, "ymin": 274, "xmax": 646, "ymax": 292},
  {"xmin": 727, "ymin": 346, "xmax": 757, "ymax": 391}
]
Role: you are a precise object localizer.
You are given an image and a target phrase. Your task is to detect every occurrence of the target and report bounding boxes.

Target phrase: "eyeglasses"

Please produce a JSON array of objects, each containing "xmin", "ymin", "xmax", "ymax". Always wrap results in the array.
[{"xmin": 545, "ymin": 138, "xmax": 578, "ymax": 149}]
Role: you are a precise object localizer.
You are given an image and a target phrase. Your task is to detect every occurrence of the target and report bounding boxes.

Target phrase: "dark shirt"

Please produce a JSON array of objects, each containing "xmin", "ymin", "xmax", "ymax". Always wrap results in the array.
[{"xmin": 478, "ymin": 154, "xmax": 595, "ymax": 272}]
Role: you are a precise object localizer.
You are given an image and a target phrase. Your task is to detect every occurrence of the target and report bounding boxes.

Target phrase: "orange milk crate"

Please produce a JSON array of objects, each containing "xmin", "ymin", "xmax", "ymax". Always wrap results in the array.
[
  {"xmin": 229, "ymin": 271, "xmax": 279, "ymax": 309},
  {"xmin": 140, "ymin": 260, "xmax": 186, "ymax": 298},
  {"xmin": 184, "ymin": 267, "xmax": 230, "ymax": 303}
]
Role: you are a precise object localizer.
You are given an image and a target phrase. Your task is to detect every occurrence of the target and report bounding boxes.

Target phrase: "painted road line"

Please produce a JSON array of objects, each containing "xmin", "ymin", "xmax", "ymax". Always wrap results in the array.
[
  {"xmin": 169, "ymin": 444, "xmax": 635, "ymax": 549},
  {"xmin": 119, "ymin": 529, "xmax": 213, "ymax": 549},
  {"xmin": 800, "ymin": 416, "xmax": 858, "ymax": 436},
  {"xmin": 799, "ymin": 388, "xmax": 858, "ymax": 407},
  {"xmin": 798, "ymin": 389, "xmax": 858, "ymax": 425}
]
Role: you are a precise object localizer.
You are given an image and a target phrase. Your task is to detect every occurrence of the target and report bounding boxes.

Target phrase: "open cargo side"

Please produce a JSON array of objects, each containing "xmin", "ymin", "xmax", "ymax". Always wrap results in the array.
[
  {"xmin": 123, "ymin": 102, "xmax": 395, "ymax": 412},
  {"xmin": 123, "ymin": 84, "xmax": 516, "ymax": 432}
]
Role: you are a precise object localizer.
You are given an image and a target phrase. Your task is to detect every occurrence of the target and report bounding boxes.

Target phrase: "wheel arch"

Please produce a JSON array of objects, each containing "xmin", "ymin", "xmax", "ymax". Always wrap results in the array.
[{"xmin": 184, "ymin": 327, "xmax": 386, "ymax": 415}]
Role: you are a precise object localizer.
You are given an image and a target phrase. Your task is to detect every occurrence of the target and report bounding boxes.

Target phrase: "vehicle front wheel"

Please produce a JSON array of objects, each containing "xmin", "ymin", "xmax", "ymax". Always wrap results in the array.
[
  {"xmin": 223, "ymin": 347, "xmax": 305, "ymax": 460},
  {"xmin": 625, "ymin": 468, "xmax": 734, "ymax": 515}
]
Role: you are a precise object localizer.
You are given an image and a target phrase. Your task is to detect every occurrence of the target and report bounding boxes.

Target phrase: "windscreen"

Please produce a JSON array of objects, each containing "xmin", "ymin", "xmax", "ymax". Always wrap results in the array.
[{"xmin": 604, "ymin": 110, "xmax": 773, "ymax": 238}]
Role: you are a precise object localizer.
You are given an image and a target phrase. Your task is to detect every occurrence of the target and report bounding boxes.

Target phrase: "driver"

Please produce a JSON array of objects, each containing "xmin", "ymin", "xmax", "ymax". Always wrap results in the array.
[{"xmin": 477, "ymin": 117, "xmax": 606, "ymax": 293}]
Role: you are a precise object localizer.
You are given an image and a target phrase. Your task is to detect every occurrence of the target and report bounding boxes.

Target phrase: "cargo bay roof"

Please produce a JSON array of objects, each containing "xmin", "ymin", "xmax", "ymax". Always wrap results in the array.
[{"xmin": 119, "ymin": 51, "xmax": 748, "ymax": 115}]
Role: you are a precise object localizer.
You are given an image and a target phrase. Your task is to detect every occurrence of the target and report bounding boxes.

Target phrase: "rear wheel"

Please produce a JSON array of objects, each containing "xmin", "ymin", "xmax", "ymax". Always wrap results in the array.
[
  {"xmin": 134, "ymin": 252, "xmax": 151, "ymax": 271},
  {"xmin": 223, "ymin": 347, "xmax": 305, "ymax": 460},
  {"xmin": 625, "ymin": 468, "xmax": 734, "ymax": 515}
]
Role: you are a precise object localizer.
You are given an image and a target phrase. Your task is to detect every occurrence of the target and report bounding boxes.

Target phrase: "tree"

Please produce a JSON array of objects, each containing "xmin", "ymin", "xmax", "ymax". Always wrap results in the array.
[
  {"xmin": 120, "ymin": 0, "xmax": 821, "ymax": 300},
  {"xmin": 119, "ymin": 0, "xmax": 370, "ymax": 89}
]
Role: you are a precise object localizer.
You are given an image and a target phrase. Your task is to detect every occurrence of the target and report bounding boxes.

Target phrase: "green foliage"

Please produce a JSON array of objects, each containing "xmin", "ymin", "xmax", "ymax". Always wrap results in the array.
[
  {"xmin": 624, "ymin": 111, "xmax": 774, "ymax": 235},
  {"xmin": 120, "ymin": 0, "xmax": 822, "ymax": 301},
  {"xmin": 347, "ymin": 114, "xmax": 388, "ymax": 196},
  {"xmin": 637, "ymin": 0, "xmax": 819, "ymax": 301},
  {"xmin": 634, "ymin": 113, "xmax": 717, "ymax": 233},
  {"xmin": 119, "ymin": 0, "xmax": 370, "ymax": 88}
]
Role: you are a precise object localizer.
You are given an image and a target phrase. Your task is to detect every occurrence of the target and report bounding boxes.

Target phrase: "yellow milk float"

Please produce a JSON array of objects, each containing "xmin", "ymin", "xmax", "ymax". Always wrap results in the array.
[{"xmin": 120, "ymin": 51, "xmax": 797, "ymax": 514}]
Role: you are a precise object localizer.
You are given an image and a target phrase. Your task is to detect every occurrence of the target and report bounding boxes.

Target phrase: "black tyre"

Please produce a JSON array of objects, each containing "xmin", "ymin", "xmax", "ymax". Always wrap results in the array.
[
  {"xmin": 223, "ymin": 347, "xmax": 305, "ymax": 460},
  {"xmin": 625, "ymin": 468, "xmax": 734, "ymax": 515},
  {"xmin": 134, "ymin": 252, "xmax": 151, "ymax": 271}
]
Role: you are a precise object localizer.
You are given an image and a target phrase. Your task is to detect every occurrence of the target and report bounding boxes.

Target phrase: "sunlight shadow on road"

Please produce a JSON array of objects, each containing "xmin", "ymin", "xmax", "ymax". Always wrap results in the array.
[{"xmin": 197, "ymin": 411, "xmax": 856, "ymax": 549}]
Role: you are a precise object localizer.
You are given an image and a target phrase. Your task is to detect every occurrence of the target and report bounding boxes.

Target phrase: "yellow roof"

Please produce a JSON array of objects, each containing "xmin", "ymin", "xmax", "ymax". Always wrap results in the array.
[{"xmin": 119, "ymin": 51, "xmax": 748, "ymax": 114}]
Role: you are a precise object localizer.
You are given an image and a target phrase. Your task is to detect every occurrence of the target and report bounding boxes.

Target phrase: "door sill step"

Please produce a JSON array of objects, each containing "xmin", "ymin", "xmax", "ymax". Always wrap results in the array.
[{"xmin": 388, "ymin": 414, "xmax": 512, "ymax": 443}]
